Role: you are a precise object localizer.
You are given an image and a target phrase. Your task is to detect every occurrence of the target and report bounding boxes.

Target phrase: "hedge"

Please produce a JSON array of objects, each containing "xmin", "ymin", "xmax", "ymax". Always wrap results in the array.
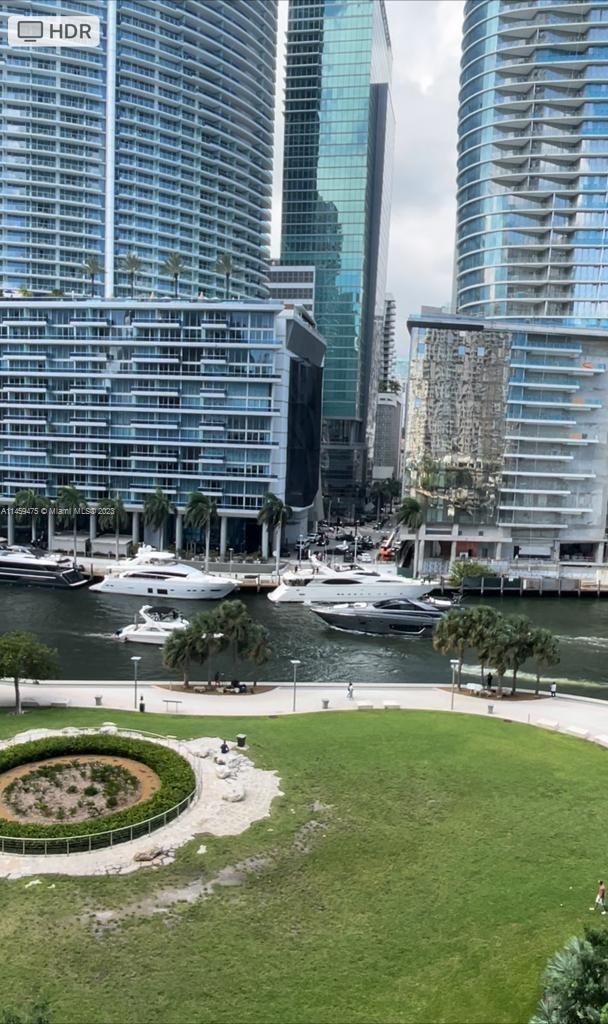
[{"xmin": 0, "ymin": 734, "xmax": 195, "ymax": 839}]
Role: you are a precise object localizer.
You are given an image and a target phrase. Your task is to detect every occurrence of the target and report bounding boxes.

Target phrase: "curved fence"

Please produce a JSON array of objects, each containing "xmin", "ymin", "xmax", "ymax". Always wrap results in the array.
[{"xmin": 0, "ymin": 727, "xmax": 201, "ymax": 856}]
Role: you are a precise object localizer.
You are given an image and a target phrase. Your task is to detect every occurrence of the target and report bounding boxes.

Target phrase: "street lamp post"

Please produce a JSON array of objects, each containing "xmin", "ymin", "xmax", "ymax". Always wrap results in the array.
[
  {"xmin": 228, "ymin": 547, "xmax": 233, "ymax": 574},
  {"xmin": 131, "ymin": 655, "xmax": 142, "ymax": 710},
  {"xmin": 450, "ymin": 658, "xmax": 459, "ymax": 711},
  {"xmin": 290, "ymin": 658, "xmax": 301, "ymax": 713},
  {"xmin": 298, "ymin": 534, "xmax": 304, "ymax": 568},
  {"xmin": 354, "ymin": 520, "xmax": 359, "ymax": 563}
]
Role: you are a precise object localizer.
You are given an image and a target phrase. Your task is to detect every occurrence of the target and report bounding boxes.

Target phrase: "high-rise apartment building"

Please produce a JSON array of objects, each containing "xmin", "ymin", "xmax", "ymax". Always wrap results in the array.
[
  {"xmin": 1, "ymin": 0, "xmax": 276, "ymax": 299},
  {"xmin": 267, "ymin": 263, "xmax": 316, "ymax": 315},
  {"xmin": 281, "ymin": 0, "xmax": 394, "ymax": 508},
  {"xmin": 456, "ymin": 0, "xmax": 608, "ymax": 325},
  {"xmin": 380, "ymin": 295, "xmax": 396, "ymax": 384}
]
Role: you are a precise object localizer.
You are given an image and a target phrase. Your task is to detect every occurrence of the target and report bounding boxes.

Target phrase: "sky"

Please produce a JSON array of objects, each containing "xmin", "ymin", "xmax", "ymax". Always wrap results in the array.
[{"xmin": 270, "ymin": 0, "xmax": 465, "ymax": 356}]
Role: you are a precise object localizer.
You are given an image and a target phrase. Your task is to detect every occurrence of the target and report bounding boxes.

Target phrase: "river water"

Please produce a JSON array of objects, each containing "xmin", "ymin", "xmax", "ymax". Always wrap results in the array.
[{"xmin": 0, "ymin": 586, "xmax": 607, "ymax": 699}]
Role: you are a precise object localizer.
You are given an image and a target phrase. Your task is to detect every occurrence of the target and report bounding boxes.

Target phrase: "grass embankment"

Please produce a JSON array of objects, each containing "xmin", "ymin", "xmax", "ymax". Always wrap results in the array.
[{"xmin": 0, "ymin": 707, "xmax": 603, "ymax": 1024}]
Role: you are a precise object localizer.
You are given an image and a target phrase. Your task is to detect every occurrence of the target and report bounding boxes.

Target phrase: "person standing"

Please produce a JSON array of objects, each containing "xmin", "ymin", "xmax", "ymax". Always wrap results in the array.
[
  {"xmin": 346, "ymin": 683, "xmax": 354, "ymax": 700},
  {"xmin": 591, "ymin": 880, "xmax": 606, "ymax": 913},
  {"xmin": 550, "ymin": 682, "xmax": 557, "ymax": 698}
]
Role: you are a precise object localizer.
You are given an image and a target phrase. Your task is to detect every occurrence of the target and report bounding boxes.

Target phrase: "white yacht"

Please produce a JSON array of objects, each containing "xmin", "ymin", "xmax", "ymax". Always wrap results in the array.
[
  {"xmin": 0, "ymin": 545, "xmax": 89, "ymax": 589},
  {"xmin": 113, "ymin": 605, "xmax": 190, "ymax": 645},
  {"xmin": 268, "ymin": 556, "xmax": 433, "ymax": 605},
  {"xmin": 90, "ymin": 545, "xmax": 237, "ymax": 600}
]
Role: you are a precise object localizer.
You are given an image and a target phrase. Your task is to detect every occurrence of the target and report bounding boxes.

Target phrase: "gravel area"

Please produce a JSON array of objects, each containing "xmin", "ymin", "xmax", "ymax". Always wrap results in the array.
[{"xmin": 0, "ymin": 728, "xmax": 282, "ymax": 879}]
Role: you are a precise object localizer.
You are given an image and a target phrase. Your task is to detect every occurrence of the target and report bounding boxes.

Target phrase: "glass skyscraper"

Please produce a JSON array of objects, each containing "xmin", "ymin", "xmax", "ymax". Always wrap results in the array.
[
  {"xmin": 456, "ymin": 0, "xmax": 608, "ymax": 326},
  {"xmin": 0, "ymin": 0, "xmax": 276, "ymax": 299},
  {"xmin": 281, "ymin": 0, "xmax": 394, "ymax": 506}
]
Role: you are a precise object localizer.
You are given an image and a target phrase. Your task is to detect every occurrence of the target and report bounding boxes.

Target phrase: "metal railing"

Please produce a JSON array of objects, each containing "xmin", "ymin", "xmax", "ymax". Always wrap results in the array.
[{"xmin": 0, "ymin": 727, "xmax": 200, "ymax": 856}]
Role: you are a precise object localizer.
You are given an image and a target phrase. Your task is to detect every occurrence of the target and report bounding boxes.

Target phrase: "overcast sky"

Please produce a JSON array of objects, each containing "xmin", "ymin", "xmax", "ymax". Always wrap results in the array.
[{"xmin": 270, "ymin": 0, "xmax": 465, "ymax": 356}]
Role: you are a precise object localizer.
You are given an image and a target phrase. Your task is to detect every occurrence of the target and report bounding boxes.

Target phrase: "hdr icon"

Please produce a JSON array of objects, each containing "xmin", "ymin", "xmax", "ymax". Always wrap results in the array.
[{"xmin": 7, "ymin": 15, "xmax": 100, "ymax": 47}]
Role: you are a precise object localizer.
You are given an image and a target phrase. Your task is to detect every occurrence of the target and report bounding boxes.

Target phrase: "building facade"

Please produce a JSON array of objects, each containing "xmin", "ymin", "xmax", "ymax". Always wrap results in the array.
[
  {"xmin": 0, "ymin": 0, "xmax": 277, "ymax": 300},
  {"xmin": 267, "ymin": 263, "xmax": 316, "ymax": 314},
  {"xmin": 280, "ymin": 0, "xmax": 394, "ymax": 507},
  {"xmin": 372, "ymin": 392, "xmax": 402, "ymax": 481},
  {"xmin": 456, "ymin": 0, "xmax": 608, "ymax": 325},
  {"xmin": 380, "ymin": 295, "xmax": 396, "ymax": 383},
  {"xmin": 0, "ymin": 300, "xmax": 324, "ymax": 553},
  {"xmin": 405, "ymin": 311, "xmax": 608, "ymax": 568}
]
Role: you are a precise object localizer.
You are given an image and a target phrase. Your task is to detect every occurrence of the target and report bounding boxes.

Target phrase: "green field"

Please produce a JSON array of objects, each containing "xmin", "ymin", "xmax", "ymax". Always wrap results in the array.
[{"xmin": 0, "ymin": 707, "xmax": 603, "ymax": 1024}]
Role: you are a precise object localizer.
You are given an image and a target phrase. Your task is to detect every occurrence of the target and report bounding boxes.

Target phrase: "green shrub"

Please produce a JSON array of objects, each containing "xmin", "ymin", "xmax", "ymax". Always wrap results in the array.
[
  {"xmin": 0, "ymin": 735, "xmax": 195, "ymax": 839},
  {"xmin": 448, "ymin": 560, "xmax": 496, "ymax": 586}
]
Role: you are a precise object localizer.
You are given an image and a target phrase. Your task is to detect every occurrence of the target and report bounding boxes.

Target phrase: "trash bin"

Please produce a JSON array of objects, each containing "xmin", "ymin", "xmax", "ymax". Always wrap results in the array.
[
  {"xmin": 94, "ymin": 695, "xmax": 103, "ymax": 707},
  {"xmin": 487, "ymin": 704, "xmax": 494, "ymax": 715},
  {"xmin": 236, "ymin": 733, "xmax": 247, "ymax": 748},
  {"xmin": 322, "ymin": 698, "xmax": 330, "ymax": 710},
  {"xmin": 139, "ymin": 697, "xmax": 145, "ymax": 713}
]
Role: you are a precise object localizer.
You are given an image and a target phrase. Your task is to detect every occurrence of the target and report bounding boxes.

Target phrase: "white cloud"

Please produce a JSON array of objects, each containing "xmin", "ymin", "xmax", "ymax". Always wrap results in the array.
[{"xmin": 271, "ymin": 0, "xmax": 464, "ymax": 356}]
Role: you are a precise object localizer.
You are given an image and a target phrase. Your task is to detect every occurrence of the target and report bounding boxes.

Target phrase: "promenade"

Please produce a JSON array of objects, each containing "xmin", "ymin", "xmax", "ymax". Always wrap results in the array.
[{"xmin": 2, "ymin": 677, "xmax": 608, "ymax": 741}]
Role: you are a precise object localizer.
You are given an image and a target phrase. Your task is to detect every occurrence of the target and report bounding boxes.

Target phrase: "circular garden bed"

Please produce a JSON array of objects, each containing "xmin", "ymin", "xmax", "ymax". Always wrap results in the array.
[{"xmin": 0, "ymin": 734, "xmax": 196, "ymax": 854}]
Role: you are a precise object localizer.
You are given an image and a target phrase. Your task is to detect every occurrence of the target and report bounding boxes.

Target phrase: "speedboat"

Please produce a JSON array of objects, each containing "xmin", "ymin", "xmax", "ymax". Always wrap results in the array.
[
  {"xmin": 0, "ymin": 544, "xmax": 89, "ymax": 589},
  {"xmin": 114, "ymin": 605, "xmax": 189, "ymax": 644},
  {"xmin": 269, "ymin": 555, "xmax": 433, "ymax": 604},
  {"xmin": 308, "ymin": 597, "xmax": 448, "ymax": 635},
  {"xmin": 90, "ymin": 545, "xmax": 237, "ymax": 599}
]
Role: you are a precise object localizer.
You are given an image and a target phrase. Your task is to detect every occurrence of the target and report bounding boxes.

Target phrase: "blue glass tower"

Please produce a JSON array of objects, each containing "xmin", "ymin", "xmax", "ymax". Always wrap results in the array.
[
  {"xmin": 457, "ymin": 0, "xmax": 608, "ymax": 327},
  {"xmin": 0, "ymin": 0, "xmax": 277, "ymax": 299},
  {"xmin": 281, "ymin": 0, "xmax": 394, "ymax": 506}
]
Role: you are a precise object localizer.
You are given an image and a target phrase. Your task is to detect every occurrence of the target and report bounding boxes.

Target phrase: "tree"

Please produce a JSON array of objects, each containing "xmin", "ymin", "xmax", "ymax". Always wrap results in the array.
[
  {"xmin": 190, "ymin": 610, "xmax": 226, "ymax": 686},
  {"xmin": 56, "ymin": 486, "xmax": 84, "ymax": 564},
  {"xmin": 257, "ymin": 493, "xmax": 292, "ymax": 576},
  {"xmin": 468, "ymin": 605, "xmax": 500, "ymax": 687},
  {"xmin": 214, "ymin": 253, "xmax": 234, "ymax": 299},
  {"xmin": 17, "ymin": 286, "xmax": 32, "ymax": 298},
  {"xmin": 162, "ymin": 626, "xmax": 199, "ymax": 688},
  {"xmin": 486, "ymin": 622, "xmax": 513, "ymax": 697},
  {"xmin": 504, "ymin": 614, "xmax": 534, "ymax": 695},
  {"xmin": 396, "ymin": 497, "xmax": 425, "ymax": 576},
  {"xmin": 121, "ymin": 253, "xmax": 143, "ymax": 299},
  {"xmin": 448, "ymin": 560, "xmax": 495, "ymax": 587},
  {"xmin": 184, "ymin": 492, "xmax": 216, "ymax": 570},
  {"xmin": 161, "ymin": 253, "xmax": 186, "ymax": 299},
  {"xmin": 82, "ymin": 255, "xmax": 103, "ymax": 297},
  {"xmin": 215, "ymin": 599, "xmax": 253, "ymax": 677},
  {"xmin": 13, "ymin": 489, "xmax": 49, "ymax": 544},
  {"xmin": 97, "ymin": 495, "xmax": 128, "ymax": 562},
  {"xmin": 530, "ymin": 627, "xmax": 560, "ymax": 695},
  {"xmin": 432, "ymin": 608, "xmax": 476, "ymax": 689},
  {"xmin": 0, "ymin": 632, "xmax": 58, "ymax": 715},
  {"xmin": 143, "ymin": 488, "xmax": 171, "ymax": 548},
  {"xmin": 246, "ymin": 623, "xmax": 272, "ymax": 685},
  {"xmin": 370, "ymin": 480, "xmax": 390, "ymax": 519},
  {"xmin": 531, "ymin": 928, "xmax": 608, "ymax": 1024}
]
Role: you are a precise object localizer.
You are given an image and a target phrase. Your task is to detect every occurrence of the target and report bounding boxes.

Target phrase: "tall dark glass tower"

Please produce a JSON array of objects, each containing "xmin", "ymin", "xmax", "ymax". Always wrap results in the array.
[
  {"xmin": 281, "ymin": 0, "xmax": 394, "ymax": 508},
  {"xmin": 457, "ymin": 0, "xmax": 608, "ymax": 326}
]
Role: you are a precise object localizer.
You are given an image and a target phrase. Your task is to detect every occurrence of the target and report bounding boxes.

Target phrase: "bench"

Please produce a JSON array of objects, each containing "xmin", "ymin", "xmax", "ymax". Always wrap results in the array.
[
  {"xmin": 464, "ymin": 683, "xmax": 483, "ymax": 696},
  {"xmin": 21, "ymin": 699, "xmax": 40, "ymax": 709},
  {"xmin": 50, "ymin": 700, "xmax": 70, "ymax": 709},
  {"xmin": 383, "ymin": 701, "xmax": 400, "ymax": 710},
  {"xmin": 163, "ymin": 699, "xmax": 182, "ymax": 714},
  {"xmin": 536, "ymin": 718, "xmax": 559, "ymax": 731},
  {"xmin": 356, "ymin": 701, "xmax": 374, "ymax": 711},
  {"xmin": 565, "ymin": 725, "xmax": 589, "ymax": 741}
]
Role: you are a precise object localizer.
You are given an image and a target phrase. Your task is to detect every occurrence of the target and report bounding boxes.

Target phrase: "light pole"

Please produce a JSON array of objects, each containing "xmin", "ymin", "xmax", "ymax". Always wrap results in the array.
[
  {"xmin": 354, "ymin": 520, "xmax": 359, "ymax": 563},
  {"xmin": 298, "ymin": 534, "xmax": 304, "ymax": 568},
  {"xmin": 131, "ymin": 655, "xmax": 141, "ymax": 710},
  {"xmin": 290, "ymin": 658, "xmax": 301, "ymax": 713},
  {"xmin": 450, "ymin": 658, "xmax": 459, "ymax": 711},
  {"xmin": 228, "ymin": 546, "xmax": 233, "ymax": 574}
]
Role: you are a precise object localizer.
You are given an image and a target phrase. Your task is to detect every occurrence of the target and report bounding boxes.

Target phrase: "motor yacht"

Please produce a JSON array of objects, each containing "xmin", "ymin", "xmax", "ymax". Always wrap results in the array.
[
  {"xmin": 90, "ymin": 545, "xmax": 237, "ymax": 599},
  {"xmin": 309, "ymin": 597, "xmax": 448, "ymax": 635},
  {"xmin": 0, "ymin": 544, "xmax": 89, "ymax": 589},
  {"xmin": 268, "ymin": 555, "xmax": 432, "ymax": 604},
  {"xmin": 113, "ymin": 605, "xmax": 189, "ymax": 645}
]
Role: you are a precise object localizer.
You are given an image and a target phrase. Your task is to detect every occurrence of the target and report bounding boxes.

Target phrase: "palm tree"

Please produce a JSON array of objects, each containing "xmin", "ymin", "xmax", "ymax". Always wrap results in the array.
[
  {"xmin": 486, "ymin": 624, "xmax": 514, "ymax": 697},
  {"xmin": 432, "ymin": 607, "xmax": 476, "ymax": 689},
  {"xmin": 246, "ymin": 623, "xmax": 272, "ymax": 686},
  {"xmin": 163, "ymin": 626, "xmax": 198, "ymax": 688},
  {"xmin": 17, "ymin": 286, "xmax": 32, "ymax": 297},
  {"xmin": 468, "ymin": 605, "xmax": 500, "ymax": 687},
  {"xmin": 215, "ymin": 599, "xmax": 252, "ymax": 677},
  {"xmin": 97, "ymin": 495, "xmax": 128, "ymax": 562},
  {"xmin": 370, "ymin": 480, "xmax": 389, "ymax": 520},
  {"xmin": 121, "ymin": 254, "xmax": 143, "ymax": 299},
  {"xmin": 82, "ymin": 255, "xmax": 103, "ymax": 297},
  {"xmin": 13, "ymin": 489, "xmax": 48, "ymax": 544},
  {"xmin": 190, "ymin": 610, "xmax": 226, "ymax": 686},
  {"xmin": 143, "ymin": 488, "xmax": 171, "ymax": 548},
  {"xmin": 214, "ymin": 253, "xmax": 233, "ymax": 299},
  {"xmin": 184, "ymin": 492, "xmax": 216, "ymax": 570},
  {"xmin": 257, "ymin": 493, "xmax": 292, "ymax": 576},
  {"xmin": 396, "ymin": 496, "xmax": 425, "ymax": 575},
  {"xmin": 530, "ymin": 627, "xmax": 560, "ymax": 695},
  {"xmin": 161, "ymin": 253, "xmax": 186, "ymax": 299},
  {"xmin": 55, "ymin": 485, "xmax": 84, "ymax": 563},
  {"xmin": 505, "ymin": 614, "xmax": 534, "ymax": 695}
]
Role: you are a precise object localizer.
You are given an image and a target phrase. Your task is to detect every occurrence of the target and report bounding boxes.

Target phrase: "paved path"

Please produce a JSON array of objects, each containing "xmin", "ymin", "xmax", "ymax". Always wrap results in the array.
[{"xmin": 3, "ymin": 677, "xmax": 608, "ymax": 742}]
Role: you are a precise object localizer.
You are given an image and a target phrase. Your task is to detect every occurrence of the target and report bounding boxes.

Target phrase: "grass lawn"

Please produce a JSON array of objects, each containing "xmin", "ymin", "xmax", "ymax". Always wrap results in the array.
[{"xmin": 0, "ymin": 707, "xmax": 604, "ymax": 1024}]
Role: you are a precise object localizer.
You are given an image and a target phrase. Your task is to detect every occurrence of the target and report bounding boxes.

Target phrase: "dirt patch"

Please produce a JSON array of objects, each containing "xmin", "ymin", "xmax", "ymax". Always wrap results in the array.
[
  {"xmin": 0, "ymin": 755, "xmax": 160, "ymax": 824},
  {"xmin": 157, "ymin": 683, "xmax": 276, "ymax": 696},
  {"xmin": 439, "ymin": 687, "xmax": 548, "ymax": 702}
]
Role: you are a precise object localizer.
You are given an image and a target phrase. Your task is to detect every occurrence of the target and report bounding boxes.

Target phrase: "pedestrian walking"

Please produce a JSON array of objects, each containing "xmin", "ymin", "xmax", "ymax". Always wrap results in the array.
[
  {"xmin": 347, "ymin": 683, "xmax": 354, "ymax": 700},
  {"xmin": 591, "ymin": 880, "xmax": 606, "ymax": 913},
  {"xmin": 550, "ymin": 682, "xmax": 557, "ymax": 698}
]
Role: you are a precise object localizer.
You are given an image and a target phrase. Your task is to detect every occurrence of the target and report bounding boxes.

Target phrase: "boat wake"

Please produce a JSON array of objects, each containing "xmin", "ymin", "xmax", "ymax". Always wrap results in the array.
[
  {"xmin": 555, "ymin": 635, "xmax": 608, "ymax": 650},
  {"xmin": 460, "ymin": 663, "xmax": 602, "ymax": 691}
]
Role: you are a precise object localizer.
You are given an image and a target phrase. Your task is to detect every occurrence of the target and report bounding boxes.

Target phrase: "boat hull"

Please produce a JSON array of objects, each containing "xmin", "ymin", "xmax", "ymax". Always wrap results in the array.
[
  {"xmin": 310, "ymin": 608, "xmax": 440, "ymax": 636},
  {"xmin": 90, "ymin": 579, "xmax": 237, "ymax": 599},
  {"xmin": 0, "ymin": 569, "xmax": 89, "ymax": 589},
  {"xmin": 270, "ymin": 581, "xmax": 431, "ymax": 604}
]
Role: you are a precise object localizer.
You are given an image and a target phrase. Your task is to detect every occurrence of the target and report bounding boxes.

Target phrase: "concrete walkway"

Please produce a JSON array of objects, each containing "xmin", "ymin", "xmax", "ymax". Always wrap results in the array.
[{"xmin": 3, "ymin": 677, "xmax": 608, "ymax": 743}]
